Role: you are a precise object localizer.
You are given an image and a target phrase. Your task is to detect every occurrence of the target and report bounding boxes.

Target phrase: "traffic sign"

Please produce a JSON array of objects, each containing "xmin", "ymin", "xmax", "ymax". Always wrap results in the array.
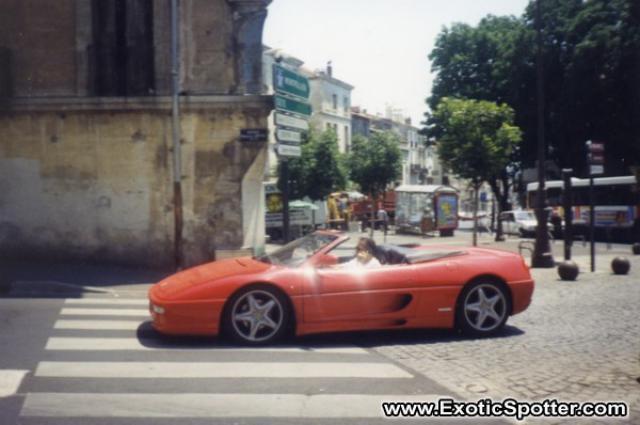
[
  {"xmin": 275, "ymin": 112, "xmax": 309, "ymax": 131},
  {"xmin": 273, "ymin": 64, "xmax": 310, "ymax": 100},
  {"xmin": 239, "ymin": 128, "xmax": 268, "ymax": 142},
  {"xmin": 588, "ymin": 153, "xmax": 605, "ymax": 165},
  {"xmin": 590, "ymin": 164, "xmax": 604, "ymax": 175},
  {"xmin": 276, "ymin": 143, "xmax": 301, "ymax": 158},
  {"xmin": 276, "ymin": 128, "xmax": 302, "ymax": 144},
  {"xmin": 275, "ymin": 94, "xmax": 312, "ymax": 117},
  {"xmin": 587, "ymin": 141, "xmax": 605, "ymax": 152}
]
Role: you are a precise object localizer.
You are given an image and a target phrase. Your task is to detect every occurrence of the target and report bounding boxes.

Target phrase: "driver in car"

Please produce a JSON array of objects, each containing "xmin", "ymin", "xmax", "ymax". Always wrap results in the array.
[{"xmin": 338, "ymin": 237, "xmax": 382, "ymax": 269}]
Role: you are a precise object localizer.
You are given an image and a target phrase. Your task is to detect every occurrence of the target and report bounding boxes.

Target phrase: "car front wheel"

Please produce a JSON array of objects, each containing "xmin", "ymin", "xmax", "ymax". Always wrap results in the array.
[
  {"xmin": 456, "ymin": 281, "xmax": 510, "ymax": 337},
  {"xmin": 224, "ymin": 285, "xmax": 290, "ymax": 345}
]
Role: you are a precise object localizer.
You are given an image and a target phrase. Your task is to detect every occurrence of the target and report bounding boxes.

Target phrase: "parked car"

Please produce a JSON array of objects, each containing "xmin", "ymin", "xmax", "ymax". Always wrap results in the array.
[
  {"xmin": 499, "ymin": 210, "xmax": 540, "ymax": 237},
  {"xmin": 149, "ymin": 231, "xmax": 534, "ymax": 345}
]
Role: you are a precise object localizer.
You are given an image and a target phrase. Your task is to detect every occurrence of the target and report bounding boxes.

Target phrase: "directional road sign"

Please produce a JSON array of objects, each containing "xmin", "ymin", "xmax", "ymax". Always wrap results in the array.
[
  {"xmin": 276, "ymin": 143, "xmax": 301, "ymax": 158},
  {"xmin": 276, "ymin": 128, "xmax": 302, "ymax": 145},
  {"xmin": 275, "ymin": 94, "xmax": 312, "ymax": 117},
  {"xmin": 274, "ymin": 112, "xmax": 309, "ymax": 131},
  {"xmin": 273, "ymin": 64, "xmax": 310, "ymax": 100}
]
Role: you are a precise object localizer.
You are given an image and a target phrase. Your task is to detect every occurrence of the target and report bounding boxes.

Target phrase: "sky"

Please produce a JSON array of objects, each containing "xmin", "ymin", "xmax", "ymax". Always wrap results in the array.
[{"xmin": 264, "ymin": 0, "xmax": 531, "ymax": 126}]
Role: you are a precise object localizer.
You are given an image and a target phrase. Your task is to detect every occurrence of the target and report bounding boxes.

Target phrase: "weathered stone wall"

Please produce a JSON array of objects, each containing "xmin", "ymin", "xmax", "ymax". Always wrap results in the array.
[
  {"xmin": 0, "ymin": 0, "xmax": 273, "ymax": 268},
  {"xmin": 0, "ymin": 97, "xmax": 271, "ymax": 267},
  {"xmin": 0, "ymin": 0, "xmax": 77, "ymax": 97}
]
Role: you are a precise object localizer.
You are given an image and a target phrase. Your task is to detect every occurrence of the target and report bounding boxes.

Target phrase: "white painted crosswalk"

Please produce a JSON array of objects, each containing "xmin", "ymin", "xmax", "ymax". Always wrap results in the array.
[
  {"xmin": 35, "ymin": 361, "xmax": 413, "ymax": 379},
  {"xmin": 59, "ymin": 307, "xmax": 149, "ymax": 316},
  {"xmin": 19, "ymin": 296, "xmax": 448, "ymax": 422},
  {"xmin": 22, "ymin": 393, "xmax": 440, "ymax": 418}
]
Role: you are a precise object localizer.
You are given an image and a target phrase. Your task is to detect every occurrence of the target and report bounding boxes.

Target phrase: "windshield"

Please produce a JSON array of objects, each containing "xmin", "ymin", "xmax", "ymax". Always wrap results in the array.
[
  {"xmin": 515, "ymin": 211, "xmax": 535, "ymax": 221},
  {"xmin": 257, "ymin": 233, "xmax": 340, "ymax": 267}
]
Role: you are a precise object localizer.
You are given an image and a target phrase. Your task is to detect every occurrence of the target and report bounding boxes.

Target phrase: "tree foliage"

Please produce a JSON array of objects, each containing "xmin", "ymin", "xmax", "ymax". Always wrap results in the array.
[
  {"xmin": 348, "ymin": 132, "xmax": 402, "ymax": 198},
  {"xmin": 430, "ymin": 98, "xmax": 522, "ymax": 243},
  {"xmin": 427, "ymin": 0, "xmax": 640, "ymax": 177},
  {"xmin": 431, "ymin": 98, "xmax": 521, "ymax": 186},
  {"xmin": 277, "ymin": 129, "xmax": 347, "ymax": 201}
]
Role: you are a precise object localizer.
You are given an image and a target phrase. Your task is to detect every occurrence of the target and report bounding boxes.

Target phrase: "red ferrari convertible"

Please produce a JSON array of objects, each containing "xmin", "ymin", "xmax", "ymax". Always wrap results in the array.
[{"xmin": 149, "ymin": 231, "xmax": 534, "ymax": 345}]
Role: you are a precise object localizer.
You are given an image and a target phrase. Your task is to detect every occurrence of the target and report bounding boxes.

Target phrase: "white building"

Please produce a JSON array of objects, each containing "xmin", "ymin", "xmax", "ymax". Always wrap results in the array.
[{"xmin": 309, "ymin": 63, "xmax": 354, "ymax": 154}]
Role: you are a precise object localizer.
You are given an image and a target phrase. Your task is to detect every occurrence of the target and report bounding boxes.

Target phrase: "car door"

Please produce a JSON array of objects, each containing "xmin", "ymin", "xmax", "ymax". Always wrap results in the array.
[{"xmin": 302, "ymin": 264, "xmax": 419, "ymax": 323}]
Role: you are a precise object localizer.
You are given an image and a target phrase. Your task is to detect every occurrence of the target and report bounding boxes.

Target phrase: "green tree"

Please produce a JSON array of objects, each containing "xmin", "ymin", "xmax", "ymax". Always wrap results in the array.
[
  {"xmin": 277, "ymin": 128, "xmax": 346, "ymax": 201},
  {"xmin": 429, "ymin": 98, "xmax": 522, "ymax": 245},
  {"xmin": 426, "ymin": 15, "xmax": 531, "ymax": 224},
  {"xmin": 348, "ymin": 131, "xmax": 402, "ymax": 236},
  {"xmin": 427, "ymin": 0, "xmax": 640, "ymax": 182}
]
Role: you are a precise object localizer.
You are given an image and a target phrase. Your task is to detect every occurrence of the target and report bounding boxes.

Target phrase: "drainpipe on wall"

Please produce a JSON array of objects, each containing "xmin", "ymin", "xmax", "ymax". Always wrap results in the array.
[{"xmin": 171, "ymin": 0, "xmax": 183, "ymax": 270}]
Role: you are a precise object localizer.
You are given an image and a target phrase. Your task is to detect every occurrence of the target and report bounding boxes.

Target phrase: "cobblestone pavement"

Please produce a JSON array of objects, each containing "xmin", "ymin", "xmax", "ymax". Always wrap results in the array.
[{"xmin": 365, "ymin": 232, "xmax": 640, "ymax": 424}]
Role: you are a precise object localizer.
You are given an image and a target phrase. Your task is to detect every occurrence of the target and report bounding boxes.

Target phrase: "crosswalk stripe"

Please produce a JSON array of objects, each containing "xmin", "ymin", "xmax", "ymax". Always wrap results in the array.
[
  {"xmin": 64, "ymin": 298, "xmax": 148, "ymax": 306},
  {"xmin": 60, "ymin": 308, "xmax": 149, "ymax": 317},
  {"xmin": 53, "ymin": 320, "xmax": 144, "ymax": 330},
  {"xmin": 44, "ymin": 337, "xmax": 369, "ymax": 354},
  {"xmin": 35, "ymin": 361, "xmax": 411, "ymax": 379},
  {"xmin": 0, "ymin": 370, "xmax": 29, "ymax": 397},
  {"xmin": 21, "ymin": 393, "xmax": 437, "ymax": 418}
]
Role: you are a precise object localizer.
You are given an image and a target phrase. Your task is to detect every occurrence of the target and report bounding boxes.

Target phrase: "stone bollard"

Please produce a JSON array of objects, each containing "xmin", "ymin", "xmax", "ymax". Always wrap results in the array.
[
  {"xmin": 611, "ymin": 257, "xmax": 630, "ymax": 275},
  {"xmin": 632, "ymin": 243, "xmax": 640, "ymax": 255},
  {"xmin": 557, "ymin": 260, "xmax": 579, "ymax": 281}
]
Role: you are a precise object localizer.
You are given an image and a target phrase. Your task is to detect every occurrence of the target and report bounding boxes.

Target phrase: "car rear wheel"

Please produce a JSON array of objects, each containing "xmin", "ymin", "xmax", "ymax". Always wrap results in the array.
[
  {"xmin": 224, "ymin": 285, "xmax": 290, "ymax": 345},
  {"xmin": 456, "ymin": 281, "xmax": 510, "ymax": 337}
]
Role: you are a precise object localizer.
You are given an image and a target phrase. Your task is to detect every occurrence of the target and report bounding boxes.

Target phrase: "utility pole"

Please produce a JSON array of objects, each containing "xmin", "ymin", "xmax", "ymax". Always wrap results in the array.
[
  {"xmin": 531, "ymin": 0, "xmax": 554, "ymax": 268},
  {"xmin": 171, "ymin": 0, "xmax": 183, "ymax": 269},
  {"xmin": 562, "ymin": 169, "xmax": 573, "ymax": 260}
]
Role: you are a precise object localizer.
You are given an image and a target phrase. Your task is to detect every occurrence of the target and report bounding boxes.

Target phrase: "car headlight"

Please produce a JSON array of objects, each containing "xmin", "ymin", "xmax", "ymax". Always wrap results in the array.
[{"xmin": 152, "ymin": 304, "xmax": 165, "ymax": 314}]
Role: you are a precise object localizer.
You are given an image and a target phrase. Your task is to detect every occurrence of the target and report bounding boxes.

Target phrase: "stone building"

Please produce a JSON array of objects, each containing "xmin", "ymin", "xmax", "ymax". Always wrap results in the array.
[
  {"xmin": 0, "ymin": 0, "xmax": 273, "ymax": 268},
  {"xmin": 350, "ymin": 106, "xmax": 443, "ymax": 186}
]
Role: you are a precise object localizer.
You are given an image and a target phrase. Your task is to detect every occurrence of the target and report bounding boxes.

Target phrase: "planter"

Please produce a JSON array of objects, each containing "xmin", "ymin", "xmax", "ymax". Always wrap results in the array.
[
  {"xmin": 611, "ymin": 257, "xmax": 630, "ymax": 275},
  {"xmin": 557, "ymin": 261, "xmax": 579, "ymax": 281}
]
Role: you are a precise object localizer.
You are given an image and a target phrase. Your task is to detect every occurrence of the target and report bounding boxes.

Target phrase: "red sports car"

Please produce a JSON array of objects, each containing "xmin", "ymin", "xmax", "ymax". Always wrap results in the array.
[{"xmin": 149, "ymin": 231, "xmax": 534, "ymax": 345}]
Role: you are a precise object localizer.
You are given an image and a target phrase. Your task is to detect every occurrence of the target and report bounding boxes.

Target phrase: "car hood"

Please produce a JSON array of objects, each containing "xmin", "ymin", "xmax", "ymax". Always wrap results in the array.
[{"xmin": 153, "ymin": 257, "xmax": 270, "ymax": 298}]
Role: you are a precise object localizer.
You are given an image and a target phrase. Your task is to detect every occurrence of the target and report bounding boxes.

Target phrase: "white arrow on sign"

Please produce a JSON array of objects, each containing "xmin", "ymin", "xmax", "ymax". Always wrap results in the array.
[
  {"xmin": 276, "ymin": 144, "xmax": 301, "ymax": 158},
  {"xmin": 275, "ymin": 112, "xmax": 309, "ymax": 132},
  {"xmin": 276, "ymin": 128, "xmax": 302, "ymax": 144}
]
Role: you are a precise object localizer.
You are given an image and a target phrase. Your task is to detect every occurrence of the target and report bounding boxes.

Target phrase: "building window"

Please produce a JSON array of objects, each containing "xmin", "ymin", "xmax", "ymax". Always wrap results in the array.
[
  {"xmin": 326, "ymin": 122, "xmax": 332, "ymax": 131},
  {"xmin": 90, "ymin": 0, "xmax": 155, "ymax": 96},
  {"xmin": 332, "ymin": 94, "xmax": 337, "ymax": 110}
]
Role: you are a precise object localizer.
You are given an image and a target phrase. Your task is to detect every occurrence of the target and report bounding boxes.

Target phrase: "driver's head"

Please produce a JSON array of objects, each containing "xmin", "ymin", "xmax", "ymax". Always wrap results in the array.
[{"xmin": 356, "ymin": 238, "xmax": 376, "ymax": 255}]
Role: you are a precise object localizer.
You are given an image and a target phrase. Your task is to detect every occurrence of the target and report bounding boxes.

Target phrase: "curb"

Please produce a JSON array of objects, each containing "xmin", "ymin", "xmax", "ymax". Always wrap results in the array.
[{"xmin": 1, "ymin": 280, "xmax": 116, "ymax": 297}]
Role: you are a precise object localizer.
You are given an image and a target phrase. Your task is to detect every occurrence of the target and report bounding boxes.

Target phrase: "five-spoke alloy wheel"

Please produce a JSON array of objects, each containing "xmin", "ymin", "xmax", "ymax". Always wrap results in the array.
[
  {"xmin": 456, "ymin": 281, "xmax": 510, "ymax": 337},
  {"xmin": 224, "ymin": 285, "xmax": 291, "ymax": 345}
]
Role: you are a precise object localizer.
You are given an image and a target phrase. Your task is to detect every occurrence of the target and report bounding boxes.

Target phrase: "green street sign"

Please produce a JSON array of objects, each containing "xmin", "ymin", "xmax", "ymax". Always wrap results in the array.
[
  {"xmin": 273, "ymin": 64, "xmax": 309, "ymax": 99},
  {"xmin": 275, "ymin": 94, "xmax": 312, "ymax": 117}
]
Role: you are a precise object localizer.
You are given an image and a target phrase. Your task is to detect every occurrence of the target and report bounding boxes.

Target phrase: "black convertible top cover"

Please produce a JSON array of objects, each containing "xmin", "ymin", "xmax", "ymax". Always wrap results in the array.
[{"xmin": 375, "ymin": 244, "xmax": 465, "ymax": 265}]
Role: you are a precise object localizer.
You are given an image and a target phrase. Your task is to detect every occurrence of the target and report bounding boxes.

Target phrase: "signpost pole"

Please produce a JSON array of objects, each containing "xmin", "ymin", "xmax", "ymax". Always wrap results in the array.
[
  {"xmin": 562, "ymin": 168, "xmax": 573, "ymax": 260},
  {"xmin": 589, "ymin": 174, "xmax": 595, "ymax": 272},
  {"xmin": 585, "ymin": 140, "xmax": 604, "ymax": 272},
  {"xmin": 282, "ymin": 159, "xmax": 290, "ymax": 243}
]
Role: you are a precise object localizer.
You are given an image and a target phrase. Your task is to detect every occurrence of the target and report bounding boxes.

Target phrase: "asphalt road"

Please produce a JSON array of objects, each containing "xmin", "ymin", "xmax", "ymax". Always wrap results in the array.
[{"xmin": 0, "ymin": 295, "xmax": 509, "ymax": 425}]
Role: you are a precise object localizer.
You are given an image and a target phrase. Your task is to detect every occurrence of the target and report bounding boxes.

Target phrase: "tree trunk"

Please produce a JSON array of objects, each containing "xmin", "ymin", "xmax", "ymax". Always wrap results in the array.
[
  {"xmin": 489, "ymin": 173, "xmax": 512, "ymax": 242},
  {"xmin": 369, "ymin": 194, "xmax": 376, "ymax": 238},
  {"xmin": 472, "ymin": 184, "xmax": 479, "ymax": 247}
]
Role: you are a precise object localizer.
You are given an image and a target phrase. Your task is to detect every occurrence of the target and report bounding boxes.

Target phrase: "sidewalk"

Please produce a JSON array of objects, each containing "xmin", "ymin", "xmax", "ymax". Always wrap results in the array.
[{"xmin": 1, "ymin": 259, "xmax": 167, "ymax": 296}]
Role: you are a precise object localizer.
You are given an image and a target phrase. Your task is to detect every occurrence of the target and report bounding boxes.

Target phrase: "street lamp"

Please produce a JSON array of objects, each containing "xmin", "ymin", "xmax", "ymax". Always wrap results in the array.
[{"xmin": 531, "ymin": 0, "xmax": 554, "ymax": 268}]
